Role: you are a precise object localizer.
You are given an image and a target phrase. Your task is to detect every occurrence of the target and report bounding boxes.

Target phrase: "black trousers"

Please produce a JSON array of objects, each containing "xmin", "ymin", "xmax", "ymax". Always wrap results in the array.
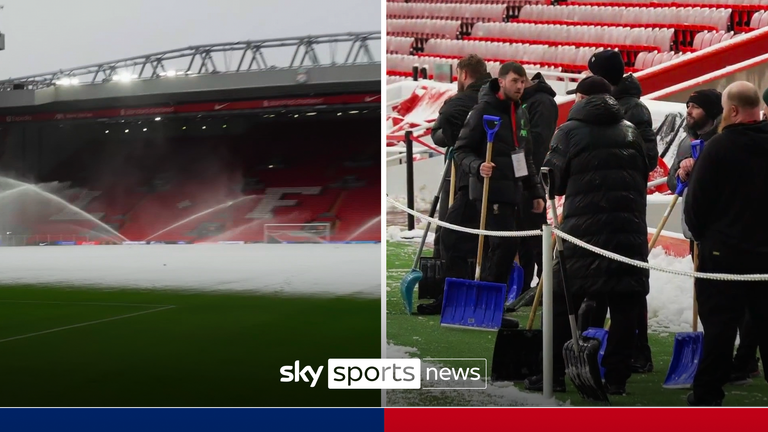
[
  {"xmin": 552, "ymin": 282, "xmax": 641, "ymax": 385},
  {"xmin": 587, "ymin": 293, "xmax": 651, "ymax": 365},
  {"xmin": 517, "ymin": 196, "xmax": 546, "ymax": 293},
  {"xmin": 734, "ymin": 310, "xmax": 759, "ymax": 372},
  {"xmin": 693, "ymin": 241, "xmax": 768, "ymax": 403},
  {"xmin": 632, "ymin": 298, "xmax": 652, "ymax": 363},
  {"xmin": 439, "ymin": 188, "xmax": 479, "ymax": 280},
  {"xmin": 476, "ymin": 201, "xmax": 520, "ymax": 284}
]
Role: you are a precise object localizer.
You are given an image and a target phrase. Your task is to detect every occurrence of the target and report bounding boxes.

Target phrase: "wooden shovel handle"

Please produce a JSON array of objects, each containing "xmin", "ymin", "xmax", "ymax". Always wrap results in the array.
[
  {"xmin": 526, "ymin": 233, "xmax": 556, "ymax": 329},
  {"xmin": 649, "ymin": 194, "xmax": 679, "ymax": 252},
  {"xmin": 474, "ymin": 141, "xmax": 493, "ymax": 281},
  {"xmin": 449, "ymin": 161, "xmax": 456, "ymax": 207}
]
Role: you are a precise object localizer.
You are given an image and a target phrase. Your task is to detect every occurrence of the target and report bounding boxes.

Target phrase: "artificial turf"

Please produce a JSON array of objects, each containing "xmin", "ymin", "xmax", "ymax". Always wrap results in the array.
[
  {"xmin": 386, "ymin": 241, "xmax": 768, "ymax": 407},
  {"xmin": 0, "ymin": 285, "xmax": 380, "ymax": 407}
]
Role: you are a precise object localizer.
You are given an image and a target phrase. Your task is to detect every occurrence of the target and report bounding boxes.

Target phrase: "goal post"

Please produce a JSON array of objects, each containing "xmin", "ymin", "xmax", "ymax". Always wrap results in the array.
[{"xmin": 263, "ymin": 223, "xmax": 331, "ymax": 244}]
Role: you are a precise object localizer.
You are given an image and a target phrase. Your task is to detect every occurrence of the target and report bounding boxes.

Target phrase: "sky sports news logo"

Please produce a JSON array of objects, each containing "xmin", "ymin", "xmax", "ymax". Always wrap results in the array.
[{"xmin": 279, "ymin": 358, "xmax": 487, "ymax": 390}]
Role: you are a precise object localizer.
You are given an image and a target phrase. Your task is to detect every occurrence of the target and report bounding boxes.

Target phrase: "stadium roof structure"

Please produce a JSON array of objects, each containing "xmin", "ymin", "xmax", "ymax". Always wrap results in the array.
[{"xmin": 0, "ymin": 31, "xmax": 380, "ymax": 111}]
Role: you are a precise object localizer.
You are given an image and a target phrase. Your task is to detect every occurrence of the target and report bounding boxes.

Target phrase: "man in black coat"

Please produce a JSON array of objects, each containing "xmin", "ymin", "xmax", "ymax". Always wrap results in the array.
[
  {"xmin": 518, "ymin": 72, "xmax": 558, "ymax": 297},
  {"xmin": 454, "ymin": 61, "xmax": 546, "ymax": 285},
  {"xmin": 418, "ymin": 55, "xmax": 493, "ymax": 315},
  {"xmin": 685, "ymin": 81, "xmax": 768, "ymax": 406},
  {"xmin": 569, "ymin": 50, "xmax": 659, "ymax": 374},
  {"xmin": 525, "ymin": 76, "xmax": 651, "ymax": 395}
]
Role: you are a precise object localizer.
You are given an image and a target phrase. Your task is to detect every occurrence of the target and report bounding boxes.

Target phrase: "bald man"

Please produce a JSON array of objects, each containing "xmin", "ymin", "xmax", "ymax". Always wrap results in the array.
[{"xmin": 684, "ymin": 81, "xmax": 768, "ymax": 406}]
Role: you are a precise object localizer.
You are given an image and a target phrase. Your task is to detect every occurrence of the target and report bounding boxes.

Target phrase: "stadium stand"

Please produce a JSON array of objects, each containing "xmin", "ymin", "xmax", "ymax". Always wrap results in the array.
[
  {"xmin": 386, "ymin": 0, "xmax": 768, "ymax": 78},
  {"xmin": 0, "ymin": 113, "xmax": 379, "ymax": 245}
]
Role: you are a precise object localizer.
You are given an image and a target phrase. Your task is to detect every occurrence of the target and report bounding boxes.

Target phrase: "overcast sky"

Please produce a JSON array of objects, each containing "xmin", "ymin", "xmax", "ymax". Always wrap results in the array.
[{"xmin": 0, "ymin": 0, "xmax": 380, "ymax": 79}]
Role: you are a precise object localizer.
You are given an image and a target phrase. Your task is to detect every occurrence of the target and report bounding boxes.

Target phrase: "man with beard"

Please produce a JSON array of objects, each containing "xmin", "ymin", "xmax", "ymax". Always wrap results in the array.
[
  {"xmin": 569, "ymin": 50, "xmax": 659, "ymax": 375},
  {"xmin": 418, "ymin": 55, "xmax": 493, "ymax": 315},
  {"xmin": 667, "ymin": 89, "xmax": 723, "ymax": 255},
  {"xmin": 525, "ymin": 76, "xmax": 650, "ymax": 395},
  {"xmin": 685, "ymin": 81, "xmax": 768, "ymax": 406},
  {"xmin": 518, "ymin": 72, "xmax": 558, "ymax": 300},
  {"xmin": 453, "ymin": 61, "xmax": 546, "ymax": 286}
]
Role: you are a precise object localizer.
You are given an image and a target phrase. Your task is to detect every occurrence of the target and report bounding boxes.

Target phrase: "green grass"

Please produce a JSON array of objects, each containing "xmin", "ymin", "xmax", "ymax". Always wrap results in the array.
[
  {"xmin": 386, "ymin": 241, "xmax": 768, "ymax": 407},
  {"xmin": 0, "ymin": 285, "xmax": 380, "ymax": 407}
]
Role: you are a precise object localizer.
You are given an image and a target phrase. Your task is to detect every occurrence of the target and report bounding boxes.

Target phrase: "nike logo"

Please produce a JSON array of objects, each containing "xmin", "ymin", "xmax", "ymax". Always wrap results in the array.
[
  {"xmin": 364, "ymin": 95, "xmax": 380, "ymax": 102},
  {"xmin": 214, "ymin": 103, "xmax": 230, "ymax": 110}
]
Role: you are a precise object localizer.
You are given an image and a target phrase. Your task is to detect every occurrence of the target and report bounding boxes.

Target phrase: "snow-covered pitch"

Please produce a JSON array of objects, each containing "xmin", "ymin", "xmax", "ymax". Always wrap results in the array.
[{"xmin": 0, "ymin": 244, "xmax": 381, "ymax": 298}]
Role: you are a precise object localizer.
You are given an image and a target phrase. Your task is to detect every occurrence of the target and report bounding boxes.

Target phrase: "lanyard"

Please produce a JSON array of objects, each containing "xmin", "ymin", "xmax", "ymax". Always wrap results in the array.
[{"xmin": 510, "ymin": 105, "xmax": 519, "ymax": 149}]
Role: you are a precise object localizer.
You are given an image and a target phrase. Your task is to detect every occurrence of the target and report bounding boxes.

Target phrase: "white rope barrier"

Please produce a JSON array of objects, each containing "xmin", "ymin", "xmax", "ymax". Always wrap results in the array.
[
  {"xmin": 387, "ymin": 197, "xmax": 543, "ymax": 238},
  {"xmin": 386, "ymin": 196, "xmax": 768, "ymax": 282}
]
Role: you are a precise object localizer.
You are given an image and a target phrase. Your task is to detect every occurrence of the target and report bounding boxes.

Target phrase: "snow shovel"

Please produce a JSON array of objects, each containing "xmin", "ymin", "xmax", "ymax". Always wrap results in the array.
[
  {"xmin": 506, "ymin": 261, "xmax": 525, "ymax": 305},
  {"xmin": 491, "ymin": 244, "xmax": 554, "ymax": 382},
  {"xmin": 541, "ymin": 167, "xmax": 610, "ymax": 404},
  {"xmin": 649, "ymin": 139, "xmax": 704, "ymax": 251},
  {"xmin": 662, "ymin": 243, "xmax": 703, "ymax": 389},
  {"xmin": 440, "ymin": 115, "xmax": 506, "ymax": 331},
  {"xmin": 400, "ymin": 148, "xmax": 455, "ymax": 314}
]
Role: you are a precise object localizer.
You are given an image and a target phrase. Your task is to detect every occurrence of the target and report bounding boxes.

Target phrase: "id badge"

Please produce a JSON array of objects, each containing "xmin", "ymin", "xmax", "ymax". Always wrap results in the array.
[{"xmin": 511, "ymin": 149, "xmax": 528, "ymax": 178}]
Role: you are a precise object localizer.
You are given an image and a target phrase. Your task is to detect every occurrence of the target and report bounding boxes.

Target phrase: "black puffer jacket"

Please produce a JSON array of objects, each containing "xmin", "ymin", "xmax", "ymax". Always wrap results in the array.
[
  {"xmin": 521, "ymin": 72, "xmax": 559, "ymax": 172},
  {"xmin": 431, "ymin": 73, "xmax": 493, "ymax": 189},
  {"xmin": 685, "ymin": 120, "xmax": 768, "ymax": 253},
  {"xmin": 613, "ymin": 74, "xmax": 659, "ymax": 172},
  {"xmin": 454, "ymin": 78, "xmax": 545, "ymax": 205},
  {"xmin": 542, "ymin": 94, "xmax": 650, "ymax": 297}
]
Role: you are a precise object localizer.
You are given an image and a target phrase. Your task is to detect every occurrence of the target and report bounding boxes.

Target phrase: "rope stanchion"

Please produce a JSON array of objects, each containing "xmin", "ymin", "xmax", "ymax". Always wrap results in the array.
[{"xmin": 386, "ymin": 196, "xmax": 768, "ymax": 282}]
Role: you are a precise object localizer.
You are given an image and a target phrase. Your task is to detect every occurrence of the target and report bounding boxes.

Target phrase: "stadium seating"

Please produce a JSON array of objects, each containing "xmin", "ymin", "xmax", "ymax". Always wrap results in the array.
[
  {"xmin": 6, "ymin": 116, "xmax": 380, "ymax": 245},
  {"xmin": 386, "ymin": 0, "xmax": 766, "ymax": 78}
]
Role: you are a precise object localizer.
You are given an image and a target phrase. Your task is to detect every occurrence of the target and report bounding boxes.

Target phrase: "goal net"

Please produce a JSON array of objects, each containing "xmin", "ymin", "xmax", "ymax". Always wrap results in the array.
[{"xmin": 263, "ymin": 223, "xmax": 331, "ymax": 244}]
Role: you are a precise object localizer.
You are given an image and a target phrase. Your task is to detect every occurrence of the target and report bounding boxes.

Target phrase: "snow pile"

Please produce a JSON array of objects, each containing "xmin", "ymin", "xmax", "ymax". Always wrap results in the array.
[
  {"xmin": 647, "ymin": 246, "xmax": 701, "ymax": 332},
  {"xmin": 387, "ymin": 226, "xmax": 435, "ymax": 245},
  {"xmin": 385, "ymin": 343, "xmax": 565, "ymax": 407},
  {"xmin": 0, "ymin": 244, "xmax": 380, "ymax": 298}
]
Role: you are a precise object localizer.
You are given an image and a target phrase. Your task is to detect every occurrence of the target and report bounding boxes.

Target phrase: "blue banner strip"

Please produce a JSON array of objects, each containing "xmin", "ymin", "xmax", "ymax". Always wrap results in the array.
[{"xmin": 0, "ymin": 408, "xmax": 384, "ymax": 432}]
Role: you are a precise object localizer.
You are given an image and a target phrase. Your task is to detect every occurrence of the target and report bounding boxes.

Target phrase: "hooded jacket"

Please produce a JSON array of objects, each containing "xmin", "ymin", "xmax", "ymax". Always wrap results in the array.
[
  {"xmin": 613, "ymin": 74, "xmax": 659, "ymax": 172},
  {"xmin": 431, "ymin": 73, "xmax": 493, "ymax": 190},
  {"xmin": 685, "ymin": 120, "xmax": 768, "ymax": 253},
  {"xmin": 665, "ymin": 116, "xmax": 721, "ymax": 240},
  {"xmin": 521, "ymin": 72, "xmax": 559, "ymax": 173},
  {"xmin": 542, "ymin": 94, "xmax": 650, "ymax": 297},
  {"xmin": 454, "ymin": 78, "xmax": 545, "ymax": 205}
]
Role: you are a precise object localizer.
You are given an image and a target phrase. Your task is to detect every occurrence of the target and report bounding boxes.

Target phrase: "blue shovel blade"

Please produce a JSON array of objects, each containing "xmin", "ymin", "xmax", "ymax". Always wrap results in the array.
[
  {"xmin": 506, "ymin": 262, "xmax": 524, "ymax": 306},
  {"xmin": 663, "ymin": 331, "xmax": 704, "ymax": 389},
  {"xmin": 440, "ymin": 277, "xmax": 506, "ymax": 330},
  {"xmin": 400, "ymin": 269, "xmax": 422, "ymax": 315},
  {"xmin": 582, "ymin": 327, "xmax": 609, "ymax": 380}
]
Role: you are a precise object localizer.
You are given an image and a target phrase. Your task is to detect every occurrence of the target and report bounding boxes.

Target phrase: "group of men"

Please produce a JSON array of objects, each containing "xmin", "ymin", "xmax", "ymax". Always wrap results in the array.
[
  {"xmin": 419, "ymin": 48, "xmax": 768, "ymax": 405},
  {"xmin": 670, "ymin": 83, "xmax": 768, "ymax": 405}
]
